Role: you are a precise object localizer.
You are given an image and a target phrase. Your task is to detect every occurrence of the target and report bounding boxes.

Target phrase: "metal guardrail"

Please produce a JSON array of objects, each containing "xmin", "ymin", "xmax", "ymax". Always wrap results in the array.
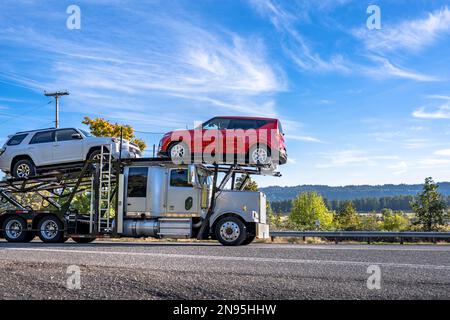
[{"xmin": 269, "ymin": 231, "xmax": 450, "ymax": 243}]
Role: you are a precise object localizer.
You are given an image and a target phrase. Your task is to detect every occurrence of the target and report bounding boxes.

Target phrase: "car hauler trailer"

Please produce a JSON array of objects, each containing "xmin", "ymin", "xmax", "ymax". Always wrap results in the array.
[{"xmin": 0, "ymin": 146, "xmax": 279, "ymax": 246}]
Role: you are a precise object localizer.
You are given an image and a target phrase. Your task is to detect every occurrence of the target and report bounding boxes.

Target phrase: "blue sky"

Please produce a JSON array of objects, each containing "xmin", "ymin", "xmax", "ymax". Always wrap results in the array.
[{"xmin": 0, "ymin": 0, "xmax": 450, "ymax": 187}]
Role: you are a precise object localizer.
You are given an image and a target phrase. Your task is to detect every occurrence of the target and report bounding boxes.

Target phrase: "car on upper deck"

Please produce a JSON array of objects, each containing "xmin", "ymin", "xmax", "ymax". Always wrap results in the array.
[
  {"xmin": 0, "ymin": 127, "xmax": 141, "ymax": 178},
  {"xmin": 158, "ymin": 116, "xmax": 287, "ymax": 166}
]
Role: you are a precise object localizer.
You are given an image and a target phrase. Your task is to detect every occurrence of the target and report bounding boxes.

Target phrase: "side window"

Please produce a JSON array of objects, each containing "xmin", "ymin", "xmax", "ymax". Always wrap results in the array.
[
  {"xmin": 56, "ymin": 129, "xmax": 79, "ymax": 141},
  {"xmin": 6, "ymin": 134, "xmax": 28, "ymax": 146},
  {"xmin": 30, "ymin": 131, "xmax": 54, "ymax": 144},
  {"xmin": 202, "ymin": 118, "xmax": 230, "ymax": 130},
  {"xmin": 127, "ymin": 167, "xmax": 148, "ymax": 197},
  {"xmin": 170, "ymin": 169, "xmax": 192, "ymax": 187},
  {"xmin": 229, "ymin": 119, "xmax": 259, "ymax": 130}
]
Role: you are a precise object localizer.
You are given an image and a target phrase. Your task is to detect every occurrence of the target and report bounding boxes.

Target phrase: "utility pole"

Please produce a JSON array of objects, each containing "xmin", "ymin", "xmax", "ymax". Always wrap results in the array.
[{"xmin": 44, "ymin": 91, "xmax": 69, "ymax": 128}]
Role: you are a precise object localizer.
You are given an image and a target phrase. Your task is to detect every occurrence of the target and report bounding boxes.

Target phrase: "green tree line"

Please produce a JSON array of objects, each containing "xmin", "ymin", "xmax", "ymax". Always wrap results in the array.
[
  {"xmin": 271, "ymin": 195, "xmax": 450, "ymax": 214},
  {"xmin": 268, "ymin": 178, "xmax": 449, "ymax": 232}
]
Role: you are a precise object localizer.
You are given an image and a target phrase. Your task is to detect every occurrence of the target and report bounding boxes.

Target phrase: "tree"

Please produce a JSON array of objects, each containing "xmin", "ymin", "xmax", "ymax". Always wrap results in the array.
[
  {"xmin": 335, "ymin": 201, "xmax": 361, "ymax": 230},
  {"xmin": 360, "ymin": 212, "xmax": 380, "ymax": 231},
  {"xmin": 289, "ymin": 192, "xmax": 334, "ymax": 230},
  {"xmin": 381, "ymin": 211, "xmax": 409, "ymax": 231},
  {"xmin": 411, "ymin": 177, "xmax": 447, "ymax": 231},
  {"xmin": 82, "ymin": 116, "xmax": 146, "ymax": 151},
  {"xmin": 235, "ymin": 175, "xmax": 258, "ymax": 191}
]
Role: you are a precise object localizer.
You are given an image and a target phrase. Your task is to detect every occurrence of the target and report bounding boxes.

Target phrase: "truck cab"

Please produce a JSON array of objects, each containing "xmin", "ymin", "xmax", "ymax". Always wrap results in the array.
[{"xmin": 118, "ymin": 162, "xmax": 269, "ymax": 245}]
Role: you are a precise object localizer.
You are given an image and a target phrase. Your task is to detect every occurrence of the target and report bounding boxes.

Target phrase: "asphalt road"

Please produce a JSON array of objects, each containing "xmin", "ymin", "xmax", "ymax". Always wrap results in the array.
[{"xmin": 0, "ymin": 240, "xmax": 449, "ymax": 300}]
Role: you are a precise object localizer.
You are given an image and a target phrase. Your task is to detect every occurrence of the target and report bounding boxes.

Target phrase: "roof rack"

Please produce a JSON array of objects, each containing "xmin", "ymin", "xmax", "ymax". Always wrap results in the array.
[{"xmin": 15, "ymin": 127, "xmax": 57, "ymax": 134}]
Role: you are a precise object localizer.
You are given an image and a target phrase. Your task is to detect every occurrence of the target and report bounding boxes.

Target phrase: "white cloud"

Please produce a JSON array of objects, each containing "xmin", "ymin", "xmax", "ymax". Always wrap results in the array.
[
  {"xmin": 316, "ymin": 150, "xmax": 399, "ymax": 168},
  {"xmin": 388, "ymin": 161, "xmax": 408, "ymax": 175},
  {"xmin": 426, "ymin": 94, "xmax": 450, "ymax": 100},
  {"xmin": 418, "ymin": 158, "xmax": 450, "ymax": 168},
  {"xmin": 362, "ymin": 56, "xmax": 440, "ymax": 82},
  {"xmin": 285, "ymin": 134, "xmax": 322, "ymax": 143},
  {"xmin": 249, "ymin": 0, "xmax": 350, "ymax": 73},
  {"xmin": 403, "ymin": 138, "xmax": 430, "ymax": 150},
  {"xmin": 356, "ymin": 6, "xmax": 450, "ymax": 53},
  {"xmin": 435, "ymin": 149, "xmax": 450, "ymax": 156},
  {"xmin": 0, "ymin": 11, "xmax": 286, "ymax": 125},
  {"xmin": 413, "ymin": 103, "xmax": 450, "ymax": 119}
]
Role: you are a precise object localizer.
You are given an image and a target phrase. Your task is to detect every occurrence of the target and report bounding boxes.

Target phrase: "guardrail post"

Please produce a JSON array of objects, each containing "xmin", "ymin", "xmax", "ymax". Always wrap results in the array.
[
  {"xmin": 400, "ymin": 237, "xmax": 404, "ymax": 245},
  {"xmin": 334, "ymin": 237, "xmax": 338, "ymax": 244},
  {"xmin": 271, "ymin": 236, "xmax": 274, "ymax": 242},
  {"xmin": 367, "ymin": 237, "xmax": 371, "ymax": 245}
]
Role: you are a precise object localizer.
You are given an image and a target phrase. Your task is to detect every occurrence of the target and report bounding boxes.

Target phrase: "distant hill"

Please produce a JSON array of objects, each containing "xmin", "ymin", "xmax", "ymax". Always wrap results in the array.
[{"xmin": 260, "ymin": 182, "xmax": 450, "ymax": 202}]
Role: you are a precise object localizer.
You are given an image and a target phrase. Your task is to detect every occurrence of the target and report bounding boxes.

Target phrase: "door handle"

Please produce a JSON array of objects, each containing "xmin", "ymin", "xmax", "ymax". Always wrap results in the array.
[{"xmin": 127, "ymin": 203, "xmax": 132, "ymax": 206}]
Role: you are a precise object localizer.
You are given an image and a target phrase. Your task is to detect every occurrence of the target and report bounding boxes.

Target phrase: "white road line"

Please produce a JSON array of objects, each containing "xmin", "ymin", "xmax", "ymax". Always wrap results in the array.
[
  {"xmin": 251, "ymin": 244, "xmax": 450, "ymax": 252},
  {"xmin": 3, "ymin": 247, "xmax": 450, "ymax": 271}
]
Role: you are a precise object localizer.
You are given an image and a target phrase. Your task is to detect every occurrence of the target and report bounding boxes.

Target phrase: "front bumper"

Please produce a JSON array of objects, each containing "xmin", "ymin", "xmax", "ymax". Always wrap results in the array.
[{"xmin": 256, "ymin": 223, "xmax": 270, "ymax": 239}]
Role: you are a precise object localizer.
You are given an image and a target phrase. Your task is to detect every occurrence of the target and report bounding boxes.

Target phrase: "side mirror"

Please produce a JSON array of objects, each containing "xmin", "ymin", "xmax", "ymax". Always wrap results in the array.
[
  {"xmin": 187, "ymin": 164, "xmax": 197, "ymax": 186},
  {"xmin": 72, "ymin": 133, "xmax": 82, "ymax": 140}
]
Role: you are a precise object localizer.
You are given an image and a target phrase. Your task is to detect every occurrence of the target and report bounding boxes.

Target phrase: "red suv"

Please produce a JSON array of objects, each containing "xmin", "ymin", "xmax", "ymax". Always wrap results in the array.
[{"xmin": 158, "ymin": 116, "xmax": 287, "ymax": 165}]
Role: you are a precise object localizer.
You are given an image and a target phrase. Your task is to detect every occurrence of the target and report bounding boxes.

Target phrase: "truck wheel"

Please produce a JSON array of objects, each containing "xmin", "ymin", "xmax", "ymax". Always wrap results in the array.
[
  {"xmin": 2, "ymin": 216, "xmax": 29, "ymax": 242},
  {"xmin": 12, "ymin": 159, "xmax": 36, "ymax": 178},
  {"xmin": 37, "ymin": 216, "xmax": 66, "ymax": 243},
  {"xmin": 241, "ymin": 235, "xmax": 256, "ymax": 245},
  {"xmin": 214, "ymin": 216, "xmax": 247, "ymax": 246},
  {"xmin": 72, "ymin": 237, "xmax": 96, "ymax": 244}
]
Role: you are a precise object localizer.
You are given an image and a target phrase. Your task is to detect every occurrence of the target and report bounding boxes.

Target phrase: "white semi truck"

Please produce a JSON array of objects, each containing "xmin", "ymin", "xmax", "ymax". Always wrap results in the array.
[{"xmin": 0, "ymin": 147, "xmax": 277, "ymax": 246}]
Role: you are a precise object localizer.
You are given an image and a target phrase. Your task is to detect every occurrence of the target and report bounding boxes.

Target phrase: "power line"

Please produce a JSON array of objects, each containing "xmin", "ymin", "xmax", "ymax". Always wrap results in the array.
[{"xmin": 0, "ymin": 101, "xmax": 52, "ymax": 126}]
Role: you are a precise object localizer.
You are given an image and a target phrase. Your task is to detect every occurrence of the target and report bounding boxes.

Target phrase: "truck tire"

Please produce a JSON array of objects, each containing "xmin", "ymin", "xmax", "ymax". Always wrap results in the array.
[
  {"xmin": 37, "ymin": 215, "xmax": 66, "ymax": 243},
  {"xmin": 12, "ymin": 159, "xmax": 36, "ymax": 178},
  {"xmin": 72, "ymin": 237, "xmax": 96, "ymax": 244},
  {"xmin": 2, "ymin": 216, "xmax": 29, "ymax": 242},
  {"xmin": 214, "ymin": 216, "xmax": 247, "ymax": 246},
  {"xmin": 241, "ymin": 235, "xmax": 256, "ymax": 245}
]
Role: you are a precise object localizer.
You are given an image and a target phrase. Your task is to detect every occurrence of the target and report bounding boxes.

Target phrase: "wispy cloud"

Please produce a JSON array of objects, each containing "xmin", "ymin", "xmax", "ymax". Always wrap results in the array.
[
  {"xmin": 413, "ymin": 103, "xmax": 450, "ymax": 119},
  {"xmin": 357, "ymin": 6, "xmax": 450, "ymax": 53},
  {"xmin": 361, "ymin": 56, "xmax": 440, "ymax": 82},
  {"xmin": 249, "ymin": 0, "xmax": 350, "ymax": 73},
  {"xmin": 316, "ymin": 150, "xmax": 399, "ymax": 168},
  {"xmin": 0, "ymin": 5, "xmax": 286, "ymax": 128},
  {"xmin": 434, "ymin": 149, "xmax": 450, "ymax": 156},
  {"xmin": 388, "ymin": 161, "xmax": 408, "ymax": 175},
  {"xmin": 285, "ymin": 134, "xmax": 322, "ymax": 143}
]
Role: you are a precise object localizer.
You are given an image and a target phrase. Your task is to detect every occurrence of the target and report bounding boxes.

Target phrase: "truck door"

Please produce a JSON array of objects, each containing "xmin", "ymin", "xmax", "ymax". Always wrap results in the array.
[
  {"xmin": 166, "ymin": 169, "xmax": 198, "ymax": 214},
  {"xmin": 125, "ymin": 167, "xmax": 149, "ymax": 214}
]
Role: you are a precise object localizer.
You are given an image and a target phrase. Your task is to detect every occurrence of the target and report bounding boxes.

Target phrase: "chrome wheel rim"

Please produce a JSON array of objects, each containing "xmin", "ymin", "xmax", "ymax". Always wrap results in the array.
[
  {"xmin": 251, "ymin": 147, "xmax": 268, "ymax": 164},
  {"xmin": 171, "ymin": 144, "xmax": 186, "ymax": 158},
  {"xmin": 40, "ymin": 220, "xmax": 59, "ymax": 240},
  {"xmin": 16, "ymin": 164, "xmax": 31, "ymax": 178},
  {"xmin": 219, "ymin": 221, "xmax": 240, "ymax": 242},
  {"xmin": 5, "ymin": 220, "xmax": 23, "ymax": 239}
]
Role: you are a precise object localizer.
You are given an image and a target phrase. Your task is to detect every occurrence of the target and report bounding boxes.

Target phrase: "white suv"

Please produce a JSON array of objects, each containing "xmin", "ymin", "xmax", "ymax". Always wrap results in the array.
[{"xmin": 0, "ymin": 128, "xmax": 141, "ymax": 178}]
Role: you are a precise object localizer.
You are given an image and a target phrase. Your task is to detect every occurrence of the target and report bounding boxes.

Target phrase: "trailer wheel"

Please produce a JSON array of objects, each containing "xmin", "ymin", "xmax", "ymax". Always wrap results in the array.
[
  {"xmin": 37, "ymin": 216, "xmax": 66, "ymax": 243},
  {"xmin": 214, "ymin": 216, "xmax": 247, "ymax": 246},
  {"xmin": 2, "ymin": 216, "xmax": 29, "ymax": 242},
  {"xmin": 72, "ymin": 237, "xmax": 96, "ymax": 244}
]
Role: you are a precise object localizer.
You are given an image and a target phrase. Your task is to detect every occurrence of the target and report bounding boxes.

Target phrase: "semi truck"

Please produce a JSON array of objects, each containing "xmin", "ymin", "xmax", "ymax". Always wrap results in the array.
[{"xmin": 0, "ymin": 146, "xmax": 278, "ymax": 246}]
